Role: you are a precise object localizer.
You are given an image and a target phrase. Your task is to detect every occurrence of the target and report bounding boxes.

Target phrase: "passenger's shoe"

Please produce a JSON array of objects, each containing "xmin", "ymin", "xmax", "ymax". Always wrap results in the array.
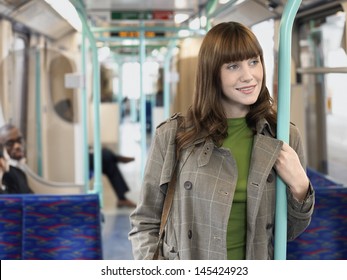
[
  {"xmin": 116, "ymin": 156, "xmax": 135, "ymax": 163},
  {"xmin": 117, "ymin": 199, "xmax": 136, "ymax": 208}
]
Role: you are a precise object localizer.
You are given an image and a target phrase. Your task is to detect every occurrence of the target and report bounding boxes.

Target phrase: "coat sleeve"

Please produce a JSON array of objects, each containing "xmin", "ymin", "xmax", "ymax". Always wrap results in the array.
[
  {"xmin": 286, "ymin": 124, "xmax": 315, "ymax": 240},
  {"xmin": 128, "ymin": 118, "xmax": 178, "ymax": 259}
]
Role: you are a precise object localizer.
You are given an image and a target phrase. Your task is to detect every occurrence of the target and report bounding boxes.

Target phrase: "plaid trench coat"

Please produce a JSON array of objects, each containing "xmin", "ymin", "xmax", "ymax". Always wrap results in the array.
[{"xmin": 129, "ymin": 114, "xmax": 314, "ymax": 260}]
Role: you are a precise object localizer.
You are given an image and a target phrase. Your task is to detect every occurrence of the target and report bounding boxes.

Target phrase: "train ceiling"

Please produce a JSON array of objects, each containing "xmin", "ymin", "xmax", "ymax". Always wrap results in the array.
[{"xmin": 0, "ymin": 0, "xmax": 345, "ymax": 43}]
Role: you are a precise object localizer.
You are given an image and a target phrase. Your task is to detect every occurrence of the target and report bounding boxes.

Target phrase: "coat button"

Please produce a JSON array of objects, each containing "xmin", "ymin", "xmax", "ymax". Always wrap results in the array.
[
  {"xmin": 188, "ymin": 230, "xmax": 192, "ymax": 239},
  {"xmin": 267, "ymin": 173, "xmax": 274, "ymax": 183},
  {"xmin": 184, "ymin": 181, "xmax": 193, "ymax": 190}
]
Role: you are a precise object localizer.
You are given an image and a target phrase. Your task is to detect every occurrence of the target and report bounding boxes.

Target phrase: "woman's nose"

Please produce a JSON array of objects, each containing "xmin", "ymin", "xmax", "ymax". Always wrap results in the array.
[{"xmin": 240, "ymin": 67, "xmax": 253, "ymax": 82}]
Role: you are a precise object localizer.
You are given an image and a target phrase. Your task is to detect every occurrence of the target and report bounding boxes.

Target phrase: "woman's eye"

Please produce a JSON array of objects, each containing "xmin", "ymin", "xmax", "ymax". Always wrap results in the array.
[
  {"xmin": 227, "ymin": 64, "xmax": 238, "ymax": 70},
  {"xmin": 250, "ymin": 59, "xmax": 259, "ymax": 66}
]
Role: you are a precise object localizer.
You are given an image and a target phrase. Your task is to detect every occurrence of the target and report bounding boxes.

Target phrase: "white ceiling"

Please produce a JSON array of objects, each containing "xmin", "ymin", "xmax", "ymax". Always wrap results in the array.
[
  {"xmin": 0, "ymin": 0, "xmax": 344, "ymax": 40},
  {"xmin": 82, "ymin": 0, "xmax": 345, "ymax": 28},
  {"xmin": 83, "ymin": 0, "xmax": 208, "ymax": 12}
]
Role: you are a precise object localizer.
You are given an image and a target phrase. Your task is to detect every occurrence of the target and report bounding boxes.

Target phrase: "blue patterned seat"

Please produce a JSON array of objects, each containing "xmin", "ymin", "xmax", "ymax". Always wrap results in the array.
[
  {"xmin": 0, "ymin": 194, "xmax": 102, "ymax": 260},
  {"xmin": 0, "ymin": 196, "xmax": 22, "ymax": 259},
  {"xmin": 287, "ymin": 169, "xmax": 347, "ymax": 260}
]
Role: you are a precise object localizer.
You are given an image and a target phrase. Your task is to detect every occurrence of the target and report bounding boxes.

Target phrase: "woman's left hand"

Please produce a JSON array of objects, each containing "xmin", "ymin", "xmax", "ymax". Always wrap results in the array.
[{"xmin": 274, "ymin": 142, "xmax": 309, "ymax": 202}]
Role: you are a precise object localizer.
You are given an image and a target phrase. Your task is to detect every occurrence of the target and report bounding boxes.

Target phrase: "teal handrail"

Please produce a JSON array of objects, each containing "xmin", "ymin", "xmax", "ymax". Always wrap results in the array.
[
  {"xmin": 35, "ymin": 48, "xmax": 43, "ymax": 176},
  {"xmin": 139, "ymin": 21, "xmax": 147, "ymax": 177},
  {"xmin": 275, "ymin": 0, "xmax": 302, "ymax": 260},
  {"xmin": 117, "ymin": 59, "xmax": 123, "ymax": 126},
  {"xmin": 81, "ymin": 26, "xmax": 89, "ymax": 192},
  {"xmin": 70, "ymin": 0, "xmax": 103, "ymax": 204}
]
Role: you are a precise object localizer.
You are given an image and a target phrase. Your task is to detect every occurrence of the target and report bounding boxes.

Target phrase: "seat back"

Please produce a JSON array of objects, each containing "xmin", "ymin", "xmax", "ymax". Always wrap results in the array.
[
  {"xmin": 0, "ymin": 194, "xmax": 102, "ymax": 260},
  {"xmin": 287, "ymin": 169, "xmax": 347, "ymax": 259},
  {"xmin": 0, "ymin": 197, "xmax": 23, "ymax": 259}
]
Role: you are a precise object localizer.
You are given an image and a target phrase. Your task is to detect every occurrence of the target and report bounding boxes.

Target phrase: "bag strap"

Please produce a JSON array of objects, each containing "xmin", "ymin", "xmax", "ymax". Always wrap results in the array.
[
  {"xmin": 152, "ymin": 161, "xmax": 178, "ymax": 259},
  {"xmin": 152, "ymin": 116, "xmax": 182, "ymax": 260}
]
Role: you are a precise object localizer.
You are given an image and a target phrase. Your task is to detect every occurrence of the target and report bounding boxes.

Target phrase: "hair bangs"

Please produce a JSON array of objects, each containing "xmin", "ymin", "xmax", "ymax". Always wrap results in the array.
[{"xmin": 220, "ymin": 28, "xmax": 262, "ymax": 63}]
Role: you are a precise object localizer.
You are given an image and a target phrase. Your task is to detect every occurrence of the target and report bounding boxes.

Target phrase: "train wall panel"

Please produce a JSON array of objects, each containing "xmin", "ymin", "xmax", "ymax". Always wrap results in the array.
[{"xmin": 174, "ymin": 38, "xmax": 202, "ymax": 115}]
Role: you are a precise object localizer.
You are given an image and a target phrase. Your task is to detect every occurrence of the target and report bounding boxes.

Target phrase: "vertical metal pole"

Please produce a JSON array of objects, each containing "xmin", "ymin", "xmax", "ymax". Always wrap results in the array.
[
  {"xmin": 205, "ymin": 0, "xmax": 218, "ymax": 31},
  {"xmin": 130, "ymin": 98, "xmax": 138, "ymax": 122},
  {"xmin": 71, "ymin": 0, "xmax": 103, "ymax": 205},
  {"xmin": 311, "ymin": 29, "xmax": 328, "ymax": 174},
  {"xmin": 163, "ymin": 40, "xmax": 176, "ymax": 119},
  {"xmin": 89, "ymin": 28, "xmax": 102, "ymax": 199},
  {"xmin": 35, "ymin": 48, "xmax": 43, "ymax": 176},
  {"xmin": 139, "ymin": 21, "xmax": 147, "ymax": 176},
  {"xmin": 117, "ymin": 60, "xmax": 123, "ymax": 124},
  {"xmin": 115, "ymin": 59, "xmax": 122, "ymax": 150},
  {"xmin": 81, "ymin": 26, "xmax": 89, "ymax": 192},
  {"xmin": 275, "ymin": 0, "xmax": 302, "ymax": 260}
]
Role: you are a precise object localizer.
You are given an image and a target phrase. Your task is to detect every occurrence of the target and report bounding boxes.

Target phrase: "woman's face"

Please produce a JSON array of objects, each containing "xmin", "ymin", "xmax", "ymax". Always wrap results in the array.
[{"xmin": 220, "ymin": 56, "xmax": 263, "ymax": 118}]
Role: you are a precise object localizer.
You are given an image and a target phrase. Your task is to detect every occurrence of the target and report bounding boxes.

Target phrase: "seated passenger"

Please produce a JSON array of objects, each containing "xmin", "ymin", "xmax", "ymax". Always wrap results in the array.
[
  {"xmin": 0, "ymin": 124, "xmax": 136, "ymax": 207},
  {"xmin": 54, "ymin": 98, "xmax": 136, "ymax": 207},
  {"xmin": 0, "ymin": 124, "xmax": 34, "ymax": 194},
  {"xmin": 0, "ymin": 143, "xmax": 10, "ymax": 193},
  {"xmin": 89, "ymin": 147, "xmax": 136, "ymax": 208}
]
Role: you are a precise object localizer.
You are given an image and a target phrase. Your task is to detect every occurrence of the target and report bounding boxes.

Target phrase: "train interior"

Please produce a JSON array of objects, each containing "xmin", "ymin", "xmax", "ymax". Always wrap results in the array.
[{"xmin": 0, "ymin": 0, "xmax": 346, "ymax": 260}]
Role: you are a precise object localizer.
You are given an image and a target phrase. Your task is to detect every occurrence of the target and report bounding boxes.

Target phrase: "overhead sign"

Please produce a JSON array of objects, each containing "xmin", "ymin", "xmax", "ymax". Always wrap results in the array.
[
  {"xmin": 111, "ymin": 11, "xmax": 173, "ymax": 21},
  {"xmin": 111, "ymin": 31, "xmax": 165, "ymax": 38},
  {"xmin": 118, "ymin": 31, "xmax": 154, "ymax": 37},
  {"xmin": 152, "ymin": 11, "xmax": 174, "ymax": 20}
]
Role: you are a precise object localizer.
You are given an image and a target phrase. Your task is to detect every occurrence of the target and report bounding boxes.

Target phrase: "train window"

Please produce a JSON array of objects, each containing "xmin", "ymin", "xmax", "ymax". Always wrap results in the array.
[
  {"xmin": 251, "ymin": 19, "xmax": 275, "ymax": 97},
  {"xmin": 14, "ymin": 36, "xmax": 26, "ymax": 51},
  {"xmin": 6, "ymin": 33, "xmax": 29, "ymax": 133},
  {"xmin": 143, "ymin": 61, "xmax": 160, "ymax": 95},
  {"xmin": 0, "ymin": 31, "xmax": 28, "ymax": 134},
  {"xmin": 100, "ymin": 64, "xmax": 114, "ymax": 102},
  {"xmin": 122, "ymin": 62, "xmax": 140, "ymax": 99},
  {"xmin": 299, "ymin": 11, "xmax": 347, "ymax": 184},
  {"xmin": 320, "ymin": 13, "xmax": 347, "ymax": 112},
  {"xmin": 49, "ymin": 55, "xmax": 77, "ymax": 123},
  {"xmin": 121, "ymin": 61, "xmax": 159, "ymax": 99}
]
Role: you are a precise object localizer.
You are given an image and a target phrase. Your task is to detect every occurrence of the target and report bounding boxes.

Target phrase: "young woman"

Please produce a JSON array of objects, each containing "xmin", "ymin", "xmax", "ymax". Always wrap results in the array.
[{"xmin": 129, "ymin": 22, "xmax": 314, "ymax": 260}]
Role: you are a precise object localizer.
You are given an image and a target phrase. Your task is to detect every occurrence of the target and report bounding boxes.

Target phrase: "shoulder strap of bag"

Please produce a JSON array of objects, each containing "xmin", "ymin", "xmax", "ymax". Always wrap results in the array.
[{"xmin": 152, "ymin": 116, "xmax": 182, "ymax": 260}]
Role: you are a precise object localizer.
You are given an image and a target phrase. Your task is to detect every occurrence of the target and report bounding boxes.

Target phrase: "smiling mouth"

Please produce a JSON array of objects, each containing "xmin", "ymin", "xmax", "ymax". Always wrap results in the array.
[{"xmin": 236, "ymin": 85, "xmax": 256, "ymax": 94}]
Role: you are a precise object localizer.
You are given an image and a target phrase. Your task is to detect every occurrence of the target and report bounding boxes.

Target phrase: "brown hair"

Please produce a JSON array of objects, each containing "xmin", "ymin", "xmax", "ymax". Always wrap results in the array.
[{"xmin": 176, "ymin": 22, "xmax": 276, "ymax": 153}]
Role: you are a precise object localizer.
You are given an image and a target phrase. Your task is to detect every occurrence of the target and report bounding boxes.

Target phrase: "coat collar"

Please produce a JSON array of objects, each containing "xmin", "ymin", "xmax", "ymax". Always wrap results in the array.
[
  {"xmin": 191, "ymin": 118, "xmax": 276, "ymax": 147},
  {"xmin": 256, "ymin": 118, "xmax": 276, "ymax": 137}
]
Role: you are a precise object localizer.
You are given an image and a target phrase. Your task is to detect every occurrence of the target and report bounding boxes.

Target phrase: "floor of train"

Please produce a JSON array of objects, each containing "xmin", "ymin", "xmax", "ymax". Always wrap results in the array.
[{"xmin": 101, "ymin": 114, "xmax": 347, "ymax": 260}]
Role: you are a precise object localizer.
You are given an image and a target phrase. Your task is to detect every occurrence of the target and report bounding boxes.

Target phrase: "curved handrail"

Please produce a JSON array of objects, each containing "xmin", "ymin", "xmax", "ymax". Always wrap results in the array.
[
  {"xmin": 19, "ymin": 163, "xmax": 84, "ymax": 191},
  {"xmin": 275, "ymin": 0, "xmax": 303, "ymax": 260}
]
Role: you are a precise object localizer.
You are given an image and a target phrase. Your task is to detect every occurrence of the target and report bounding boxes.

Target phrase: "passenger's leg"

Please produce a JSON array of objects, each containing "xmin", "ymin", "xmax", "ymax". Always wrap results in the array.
[{"xmin": 90, "ymin": 148, "xmax": 136, "ymax": 207}]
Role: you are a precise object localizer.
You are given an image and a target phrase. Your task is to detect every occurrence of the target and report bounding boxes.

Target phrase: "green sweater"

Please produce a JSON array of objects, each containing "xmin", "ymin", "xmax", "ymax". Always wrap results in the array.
[{"xmin": 222, "ymin": 118, "xmax": 253, "ymax": 259}]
